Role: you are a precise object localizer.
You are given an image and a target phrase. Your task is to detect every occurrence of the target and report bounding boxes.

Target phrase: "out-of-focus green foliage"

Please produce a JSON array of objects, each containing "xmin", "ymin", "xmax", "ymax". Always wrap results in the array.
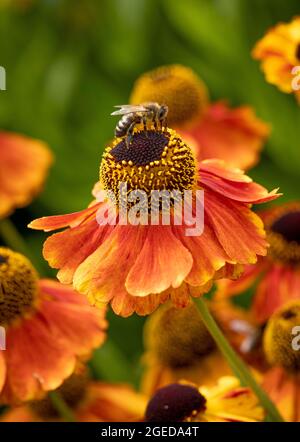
[{"xmin": 0, "ymin": 0, "xmax": 300, "ymax": 384}]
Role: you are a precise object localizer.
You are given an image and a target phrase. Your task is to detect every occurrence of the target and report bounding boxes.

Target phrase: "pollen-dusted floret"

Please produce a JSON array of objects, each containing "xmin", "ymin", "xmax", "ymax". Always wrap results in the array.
[
  {"xmin": 100, "ymin": 127, "xmax": 196, "ymax": 208},
  {"xmin": 0, "ymin": 247, "xmax": 39, "ymax": 326},
  {"xmin": 263, "ymin": 301, "xmax": 300, "ymax": 372},
  {"xmin": 144, "ymin": 303, "xmax": 215, "ymax": 368},
  {"xmin": 30, "ymin": 372, "xmax": 89, "ymax": 419},
  {"xmin": 145, "ymin": 383, "xmax": 206, "ymax": 422},
  {"xmin": 130, "ymin": 65, "xmax": 208, "ymax": 128}
]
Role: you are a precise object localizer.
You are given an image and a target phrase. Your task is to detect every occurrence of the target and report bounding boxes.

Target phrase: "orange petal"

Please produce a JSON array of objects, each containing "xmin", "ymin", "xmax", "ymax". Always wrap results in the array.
[
  {"xmin": 0, "ymin": 132, "xmax": 53, "ymax": 218},
  {"xmin": 182, "ymin": 101, "xmax": 270, "ymax": 170},
  {"xmin": 3, "ymin": 316, "xmax": 76, "ymax": 403},
  {"xmin": 0, "ymin": 406, "xmax": 37, "ymax": 422},
  {"xmin": 0, "ymin": 280, "xmax": 107, "ymax": 404},
  {"xmin": 173, "ymin": 223, "xmax": 231, "ymax": 287},
  {"xmin": 216, "ymin": 258, "xmax": 269, "ymax": 299},
  {"xmin": 262, "ymin": 367, "xmax": 300, "ymax": 422},
  {"xmin": 200, "ymin": 159, "xmax": 281, "ymax": 203},
  {"xmin": 29, "ymin": 201, "xmax": 101, "ymax": 231},
  {"xmin": 252, "ymin": 264, "xmax": 300, "ymax": 323},
  {"xmin": 42, "ymin": 218, "xmax": 114, "ymax": 284},
  {"xmin": 73, "ymin": 225, "xmax": 148, "ymax": 305},
  {"xmin": 126, "ymin": 226, "xmax": 193, "ymax": 297},
  {"xmin": 39, "ymin": 279, "xmax": 107, "ymax": 355},
  {"xmin": 78, "ymin": 382, "xmax": 147, "ymax": 422},
  {"xmin": 0, "ymin": 352, "xmax": 6, "ymax": 392},
  {"xmin": 204, "ymin": 189, "xmax": 268, "ymax": 264}
]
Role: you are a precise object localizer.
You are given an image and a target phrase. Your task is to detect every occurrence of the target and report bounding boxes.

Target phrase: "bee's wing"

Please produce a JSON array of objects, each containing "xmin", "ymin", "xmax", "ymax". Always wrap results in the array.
[{"xmin": 111, "ymin": 104, "xmax": 147, "ymax": 116}]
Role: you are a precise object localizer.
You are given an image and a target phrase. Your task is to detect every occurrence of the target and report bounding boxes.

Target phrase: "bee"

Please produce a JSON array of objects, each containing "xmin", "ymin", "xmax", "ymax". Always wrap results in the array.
[{"xmin": 111, "ymin": 102, "xmax": 168, "ymax": 147}]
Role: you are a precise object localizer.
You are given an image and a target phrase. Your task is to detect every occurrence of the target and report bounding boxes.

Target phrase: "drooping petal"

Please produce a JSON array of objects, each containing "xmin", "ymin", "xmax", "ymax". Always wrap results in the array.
[
  {"xmin": 204, "ymin": 189, "xmax": 268, "ymax": 264},
  {"xmin": 200, "ymin": 160, "xmax": 280, "ymax": 203},
  {"xmin": 173, "ymin": 223, "xmax": 231, "ymax": 287},
  {"xmin": 126, "ymin": 226, "xmax": 193, "ymax": 297},
  {"xmin": 73, "ymin": 225, "xmax": 148, "ymax": 305},
  {"xmin": 0, "ymin": 280, "xmax": 107, "ymax": 404},
  {"xmin": 3, "ymin": 316, "xmax": 77, "ymax": 403},
  {"xmin": 42, "ymin": 218, "xmax": 114, "ymax": 284},
  {"xmin": 39, "ymin": 279, "xmax": 107, "ymax": 355}
]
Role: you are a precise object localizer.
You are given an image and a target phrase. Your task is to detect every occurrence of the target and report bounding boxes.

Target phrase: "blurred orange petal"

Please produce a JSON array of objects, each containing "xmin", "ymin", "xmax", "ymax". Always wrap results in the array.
[
  {"xmin": 181, "ymin": 102, "xmax": 269, "ymax": 169},
  {"xmin": 0, "ymin": 132, "xmax": 52, "ymax": 218},
  {"xmin": 1, "ymin": 280, "xmax": 107, "ymax": 404}
]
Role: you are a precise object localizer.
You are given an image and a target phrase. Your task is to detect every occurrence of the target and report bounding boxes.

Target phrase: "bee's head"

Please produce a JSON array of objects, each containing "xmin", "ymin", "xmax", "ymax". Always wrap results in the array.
[{"xmin": 159, "ymin": 104, "xmax": 168, "ymax": 120}]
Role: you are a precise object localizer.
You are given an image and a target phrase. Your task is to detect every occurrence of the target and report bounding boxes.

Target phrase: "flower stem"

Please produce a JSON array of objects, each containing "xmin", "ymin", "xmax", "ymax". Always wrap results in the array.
[
  {"xmin": 194, "ymin": 297, "xmax": 284, "ymax": 422},
  {"xmin": 48, "ymin": 392, "xmax": 76, "ymax": 422},
  {"xmin": 0, "ymin": 218, "xmax": 42, "ymax": 272}
]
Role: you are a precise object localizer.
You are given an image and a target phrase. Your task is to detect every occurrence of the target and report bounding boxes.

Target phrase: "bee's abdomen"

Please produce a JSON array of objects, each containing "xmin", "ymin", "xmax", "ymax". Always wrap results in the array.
[{"xmin": 115, "ymin": 115, "xmax": 134, "ymax": 137}]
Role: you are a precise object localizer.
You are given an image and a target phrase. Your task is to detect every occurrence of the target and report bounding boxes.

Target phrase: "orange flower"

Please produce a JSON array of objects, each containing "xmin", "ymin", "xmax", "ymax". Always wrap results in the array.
[
  {"xmin": 217, "ymin": 202, "xmax": 300, "ymax": 324},
  {"xmin": 145, "ymin": 377, "xmax": 264, "ymax": 422},
  {"xmin": 0, "ymin": 132, "xmax": 53, "ymax": 219},
  {"xmin": 252, "ymin": 17, "xmax": 300, "ymax": 101},
  {"xmin": 29, "ymin": 126, "xmax": 279, "ymax": 317},
  {"xmin": 261, "ymin": 301, "xmax": 300, "ymax": 421},
  {"xmin": 130, "ymin": 65, "xmax": 269, "ymax": 169},
  {"xmin": 0, "ymin": 248, "xmax": 107, "ymax": 404},
  {"xmin": 141, "ymin": 303, "xmax": 232, "ymax": 396},
  {"xmin": 1, "ymin": 372, "xmax": 147, "ymax": 422},
  {"xmin": 180, "ymin": 101, "xmax": 270, "ymax": 170}
]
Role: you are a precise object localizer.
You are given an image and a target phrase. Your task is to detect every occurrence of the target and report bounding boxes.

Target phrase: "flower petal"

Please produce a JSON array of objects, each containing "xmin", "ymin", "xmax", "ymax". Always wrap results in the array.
[
  {"xmin": 0, "ymin": 352, "xmax": 6, "ymax": 392},
  {"xmin": 173, "ymin": 223, "xmax": 231, "ymax": 287},
  {"xmin": 204, "ymin": 189, "xmax": 268, "ymax": 264},
  {"xmin": 262, "ymin": 367, "xmax": 300, "ymax": 422},
  {"xmin": 126, "ymin": 226, "xmax": 193, "ymax": 297},
  {"xmin": 200, "ymin": 160, "xmax": 280, "ymax": 203},
  {"xmin": 42, "ymin": 218, "xmax": 114, "ymax": 284},
  {"xmin": 252, "ymin": 264, "xmax": 300, "ymax": 323},
  {"xmin": 183, "ymin": 101, "xmax": 269, "ymax": 169},
  {"xmin": 0, "ymin": 280, "xmax": 107, "ymax": 404},
  {"xmin": 0, "ymin": 132, "xmax": 52, "ymax": 218},
  {"xmin": 73, "ymin": 225, "xmax": 148, "ymax": 305},
  {"xmin": 29, "ymin": 202, "xmax": 101, "ymax": 231}
]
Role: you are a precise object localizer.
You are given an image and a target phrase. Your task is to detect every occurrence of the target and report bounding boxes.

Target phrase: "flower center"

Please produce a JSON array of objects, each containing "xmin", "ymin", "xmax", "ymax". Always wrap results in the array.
[
  {"xmin": 145, "ymin": 383, "xmax": 206, "ymax": 422},
  {"xmin": 30, "ymin": 373, "xmax": 89, "ymax": 420},
  {"xmin": 267, "ymin": 208, "xmax": 300, "ymax": 265},
  {"xmin": 0, "ymin": 248, "xmax": 38, "ymax": 326},
  {"xmin": 130, "ymin": 64, "xmax": 208, "ymax": 128},
  {"xmin": 263, "ymin": 301, "xmax": 300, "ymax": 373},
  {"xmin": 100, "ymin": 128, "xmax": 196, "ymax": 209},
  {"xmin": 296, "ymin": 43, "xmax": 300, "ymax": 60},
  {"xmin": 146, "ymin": 304, "xmax": 215, "ymax": 368}
]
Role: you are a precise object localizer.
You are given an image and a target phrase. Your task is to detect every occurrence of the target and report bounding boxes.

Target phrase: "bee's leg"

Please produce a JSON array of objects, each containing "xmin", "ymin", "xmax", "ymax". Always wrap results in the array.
[
  {"xmin": 126, "ymin": 122, "xmax": 137, "ymax": 148},
  {"xmin": 161, "ymin": 117, "xmax": 167, "ymax": 129},
  {"xmin": 142, "ymin": 115, "xmax": 148, "ymax": 135}
]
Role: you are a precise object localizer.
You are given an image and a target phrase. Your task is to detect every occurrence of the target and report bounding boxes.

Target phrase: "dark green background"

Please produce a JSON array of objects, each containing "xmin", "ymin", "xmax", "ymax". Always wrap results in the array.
[{"xmin": 0, "ymin": 0, "xmax": 299, "ymax": 386}]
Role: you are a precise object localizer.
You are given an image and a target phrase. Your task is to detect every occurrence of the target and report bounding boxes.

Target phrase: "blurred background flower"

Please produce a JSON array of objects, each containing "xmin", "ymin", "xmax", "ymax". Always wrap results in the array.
[{"xmin": 0, "ymin": 0, "xmax": 300, "ymax": 398}]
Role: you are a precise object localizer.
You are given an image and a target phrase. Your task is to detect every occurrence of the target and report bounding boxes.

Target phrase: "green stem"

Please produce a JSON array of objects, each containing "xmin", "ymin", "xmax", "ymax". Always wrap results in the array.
[
  {"xmin": 0, "ymin": 219, "xmax": 42, "ymax": 272},
  {"xmin": 194, "ymin": 297, "xmax": 284, "ymax": 422},
  {"xmin": 48, "ymin": 392, "xmax": 76, "ymax": 422}
]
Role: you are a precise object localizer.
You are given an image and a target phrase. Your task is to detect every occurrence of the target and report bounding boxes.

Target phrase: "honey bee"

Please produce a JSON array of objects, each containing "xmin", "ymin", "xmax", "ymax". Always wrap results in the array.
[{"xmin": 111, "ymin": 102, "xmax": 168, "ymax": 147}]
